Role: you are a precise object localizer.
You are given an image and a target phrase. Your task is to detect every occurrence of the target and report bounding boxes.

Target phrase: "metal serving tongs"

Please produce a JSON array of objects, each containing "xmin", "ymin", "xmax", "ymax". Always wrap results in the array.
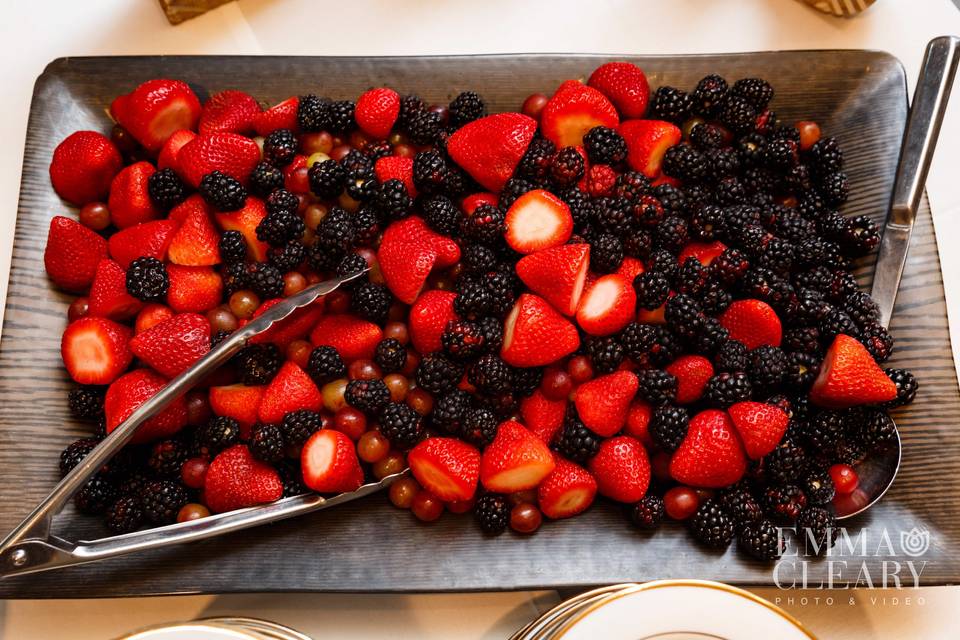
[{"xmin": 0, "ymin": 268, "xmax": 407, "ymax": 578}]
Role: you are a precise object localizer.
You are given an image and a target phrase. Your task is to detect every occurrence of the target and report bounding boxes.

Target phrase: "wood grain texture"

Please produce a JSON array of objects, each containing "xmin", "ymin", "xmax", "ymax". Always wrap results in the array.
[{"xmin": 1, "ymin": 52, "xmax": 958, "ymax": 598}]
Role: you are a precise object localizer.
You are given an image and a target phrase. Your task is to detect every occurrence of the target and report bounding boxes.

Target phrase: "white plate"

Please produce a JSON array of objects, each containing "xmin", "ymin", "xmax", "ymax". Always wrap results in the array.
[
  {"xmin": 120, "ymin": 623, "xmax": 260, "ymax": 640},
  {"xmin": 552, "ymin": 580, "xmax": 815, "ymax": 640}
]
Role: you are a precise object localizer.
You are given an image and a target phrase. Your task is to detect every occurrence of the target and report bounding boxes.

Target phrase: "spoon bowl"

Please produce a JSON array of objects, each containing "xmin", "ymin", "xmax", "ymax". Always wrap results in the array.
[{"xmin": 832, "ymin": 419, "xmax": 901, "ymax": 520}]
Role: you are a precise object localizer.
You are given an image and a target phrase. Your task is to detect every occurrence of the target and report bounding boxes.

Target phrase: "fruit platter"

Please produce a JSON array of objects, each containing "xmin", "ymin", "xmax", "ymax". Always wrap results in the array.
[{"xmin": 1, "ymin": 51, "xmax": 959, "ymax": 598}]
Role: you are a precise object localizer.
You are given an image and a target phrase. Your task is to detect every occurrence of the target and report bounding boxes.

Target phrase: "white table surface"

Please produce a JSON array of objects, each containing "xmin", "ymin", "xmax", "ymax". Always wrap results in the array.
[{"xmin": 2, "ymin": 0, "xmax": 960, "ymax": 638}]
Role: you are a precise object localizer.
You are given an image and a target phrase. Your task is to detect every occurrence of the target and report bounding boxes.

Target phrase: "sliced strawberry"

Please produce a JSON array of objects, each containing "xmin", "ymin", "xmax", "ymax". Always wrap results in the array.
[
  {"xmin": 104, "ymin": 368, "xmax": 188, "ymax": 443},
  {"xmin": 61, "ymin": 317, "xmax": 133, "ymax": 385},
  {"xmin": 129, "ymin": 312, "xmax": 211, "ymax": 378},
  {"xmin": 108, "ymin": 219, "xmax": 180, "ymax": 269},
  {"xmin": 728, "ymin": 401, "xmax": 790, "ymax": 460},
  {"xmin": 679, "ymin": 241, "xmax": 727, "ymax": 266},
  {"xmin": 111, "ymin": 79, "xmax": 201, "ymax": 153},
  {"xmin": 666, "ymin": 355, "xmax": 714, "ymax": 405},
  {"xmin": 447, "ymin": 113, "xmax": 537, "ymax": 192},
  {"xmin": 310, "ymin": 314, "xmax": 383, "ymax": 362},
  {"xmin": 108, "ymin": 161, "xmax": 162, "ymax": 229},
  {"xmin": 538, "ymin": 457, "xmax": 597, "ymax": 519},
  {"xmin": 503, "ymin": 189, "xmax": 573, "ymax": 254},
  {"xmin": 248, "ymin": 298, "xmax": 324, "ymax": 350},
  {"xmin": 356, "ymin": 88, "xmax": 401, "ymax": 140},
  {"xmin": 587, "ymin": 61, "xmax": 650, "ymax": 118},
  {"xmin": 167, "ymin": 202, "xmax": 220, "ymax": 266},
  {"xmin": 541, "ymin": 80, "xmax": 619, "ymax": 147},
  {"xmin": 615, "ymin": 256, "xmax": 645, "ymax": 282},
  {"xmin": 44, "ymin": 216, "xmax": 109, "ymax": 292},
  {"xmin": 624, "ymin": 399, "xmax": 654, "ymax": 448},
  {"xmin": 719, "ymin": 299, "xmax": 782, "ymax": 349},
  {"xmin": 253, "ymin": 97, "xmax": 299, "ymax": 136},
  {"xmin": 670, "ymin": 409, "xmax": 747, "ymax": 488},
  {"xmin": 515, "ymin": 243, "xmax": 590, "ymax": 316},
  {"xmin": 49, "ymin": 131, "xmax": 122, "ymax": 206},
  {"xmin": 158, "ymin": 130, "xmax": 196, "ymax": 171},
  {"xmin": 409, "ymin": 290, "xmax": 458, "ymax": 354},
  {"xmin": 88, "ymin": 258, "xmax": 143, "ymax": 321},
  {"xmin": 199, "ymin": 90, "xmax": 261, "ymax": 135},
  {"xmin": 205, "ymin": 444, "xmax": 282, "ymax": 513},
  {"xmin": 619, "ymin": 120, "xmax": 682, "ymax": 177},
  {"xmin": 213, "ymin": 197, "xmax": 270, "ymax": 262},
  {"xmin": 588, "ymin": 435, "xmax": 650, "ymax": 503},
  {"xmin": 576, "ymin": 274, "xmax": 636, "ymax": 336},
  {"xmin": 479, "ymin": 420, "xmax": 555, "ymax": 492},
  {"xmin": 258, "ymin": 361, "xmax": 323, "ymax": 424},
  {"xmin": 374, "ymin": 156, "xmax": 416, "ymax": 197},
  {"xmin": 810, "ymin": 334, "xmax": 898, "ymax": 408},
  {"xmin": 165, "ymin": 265, "xmax": 222, "ymax": 313},
  {"xmin": 573, "ymin": 370, "xmax": 639, "ymax": 437},
  {"xmin": 520, "ymin": 391, "xmax": 567, "ymax": 444},
  {"xmin": 209, "ymin": 384, "xmax": 265, "ymax": 436},
  {"xmin": 408, "ymin": 437, "xmax": 481, "ymax": 501},
  {"xmin": 177, "ymin": 132, "xmax": 262, "ymax": 188},
  {"xmin": 135, "ymin": 303, "xmax": 175, "ymax": 334},
  {"xmin": 501, "ymin": 294, "xmax": 580, "ymax": 367},
  {"xmin": 301, "ymin": 429, "xmax": 365, "ymax": 494}
]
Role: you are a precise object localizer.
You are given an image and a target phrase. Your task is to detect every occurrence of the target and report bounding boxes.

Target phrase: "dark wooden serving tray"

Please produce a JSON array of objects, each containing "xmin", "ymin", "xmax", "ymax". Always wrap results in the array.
[{"xmin": 2, "ymin": 52, "xmax": 958, "ymax": 598}]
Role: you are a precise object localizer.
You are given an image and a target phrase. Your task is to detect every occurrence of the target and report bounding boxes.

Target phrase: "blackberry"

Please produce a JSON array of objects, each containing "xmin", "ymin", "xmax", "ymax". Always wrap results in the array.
[
  {"xmin": 249, "ymin": 262, "xmax": 284, "ymax": 299},
  {"xmin": 269, "ymin": 241, "xmax": 306, "ymax": 273},
  {"xmin": 513, "ymin": 367, "xmax": 543, "ymax": 398},
  {"xmin": 698, "ymin": 281, "xmax": 733, "ymax": 315},
  {"xmin": 583, "ymin": 126, "xmax": 627, "ymax": 165},
  {"xmin": 461, "ymin": 243, "xmax": 498, "ymax": 275},
  {"xmin": 655, "ymin": 216, "xmax": 689, "ymax": 253},
  {"xmin": 364, "ymin": 140, "xmax": 393, "ymax": 162},
  {"xmin": 74, "ymin": 475, "xmax": 118, "ymax": 515},
  {"xmin": 308, "ymin": 159, "xmax": 347, "ymax": 199},
  {"xmin": 448, "ymin": 91, "xmax": 486, "ymax": 127},
  {"xmin": 460, "ymin": 203, "xmax": 505, "ymax": 245},
  {"xmin": 715, "ymin": 339, "xmax": 750, "ymax": 373},
  {"xmin": 314, "ymin": 206, "xmax": 356, "ymax": 254},
  {"xmin": 748, "ymin": 345, "xmax": 787, "ymax": 389},
  {"xmin": 350, "ymin": 282, "xmax": 392, "ymax": 324},
  {"xmin": 664, "ymin": 294, "xmax": 703, "ymax": 338},
  {"xmin": 786, "ymin": 319, "xmax": 826, "ymax": 352},
  {"xmin": 199, "ymin": 171, "xmax": 247, "ymax": 211},
  {"xmin": 676, "ymin": 258, "xmax": 709, "ymax": 296},
  {"xmin": 59, "ymin": 437, "xmax": 100, "ymax": 476},
  {"xmin": 126, "ymin": 257, "xmax": 168, "ymax": 302},
  {"xmin": 797, "ymin": 506, "xmax": 837, "ymax": 554},
  {"xmin": 776, "ymin": 214, "xmax": 818, "ymax": 245},
  {"xmin": 590, "ymin": 233, "xmax": 624, "ymax": 273},
  {"xmin": 432, "ymin": 389, "xmax": 471, "ymax": 433},
  {"xmin": 819, "ymin": 172, "xmax": 849, "ymax": 207},
  {"xmin": 692, "ymin": 74, "xmax": 729, "ymax": 116},
  {"xmin": 105, "ymin": 495, "xmax": 143, "ymax": 534},
  {"xmin": 141, "ymin": 479, "xmax": 189, "ymax": 524},
  {"xmin": 784, "ymin": 351, "xmax": 820, "ymax": 388},
  {"xmin": 442, "ymin": 320, "xmax": 486, "ymax": 362},
  {"xmin": 635, "ymin": 369, "xmax": 677, "ymax": 406},
  {"xmin": 262, "ymin": 128, "xmax": 298, "ymax": 166},
  {"xmin": 249, "ymin": 161, "xmax": 284, "ymax": 198},
  {"xmin": 222, "ymin": 260, "xmax": 252, "ymax": 295},
  {"xmin": 593, "ymin": 196, "xmax": 631, "ymax": 235},
  {"xmin": 631, "ymin": 495, "xmax": 666, "ymax": 530},
  {"xmin": 345, "ymin": 378, "xmax": 391, "ymax": 414},
  {"xmin": 405, "ymin": 109, "xmax": 442, "ymax": 145},
  {"xmin": 397, "ymin": 94, "xmax": 426, "ymax": 128},
  {"xmin": 378, "ymin": 402, "xmax": 424, "ymax": 448},
  {"xmin": 689, "ymin": 205, "xmax": 724, "ymax": 244},
  {"xmin": 475, "ymin": 493, "xmax": 510, "ymax": 534},
  {"xmin": 762, "ymin": 483, "xmax": 807, "ymax": 523},
  {"xmin": 517, "ymin": 138, "xmax": 557, "ymax": 183},
  {"xmin": 693, "ymin": 317, "xmax": 730, "ymax": 355},
  {"xmin": 147, "ymin": 167, "xmax": 187, "ymax": 210},
  {"xmin": 555, "ymin": 410, "xmax": 601, "ymax": 463},
  {"xmin": 646, "ymin": 248, "xmax": 679, "ymax": 280},
  {"xmin": 325, "ymin": 99, "xmax": 356, "ymax": 134},
  {"xmin": 335, "ymin": 252, "xmax": 370, "ymax": 285},
  {"xmin": 703, "ymin": 372, "xmax": 752, "ymax": 408},
  {"xmin": 277, "ymin": 459, "xmax": 306, "ymax": 498},
  {"xmin": 550, "ymin": 146, "xmax": 585, "ymax": 188},
  {"xmin": 857, "ymin": 408, "xmax": 897, "ymax": 449},
  {"xmin": 718, "ymin": 486, "xmax": 763, "ymax": 531},
  {"xmin": 740, "ymin": 268, "xmax": 796, "ymax": 314},
  {"xmin": 738, "ymin": 519, "xmax": 784, "ymax": 562},
  {"xmin": 374, "ymin": 179, "xmax": 412, "ymax": 219},
  {"xmin": 267, "ymin": 188, "xmax": 301, "ymax": 215},
  {"xmin": 297, "ymin": 94, "xmax": 331, "ymax": 131},
  {"xmin": 69, "ymin": 386, "xmax": 104, "ymax": 421},
  {"xmin": 236, "ymin": 343, "xmax": 281, "ymax": 386},
  {"xmin": 806, "ymin": 410, "xmax": 848, "ymax": 452},
  {"xmin": 218, "ymin": 230, "xmax": 247, "ymax": 264},
  {"xmin": 500, "ymin": 177, "xmax": 536, "ymax": 208},
  {"xmin": 662, "ymin": 144, "xmax": 707, "ymax": 182},
  {"xmin": 764, "ymin": 440, "xmax": 808, "ymax": 485},
  {"xmin": 621, "ymin": 323, "xmax": 680, "ymax": 367},
  {"xmin": 711, "ymin": 248, "xmax": 750, "ymax": 285},
  {"xmin": 352, "ymin": 205, "xmax": 382, "ymax": 246},
  {"xmin": 843, "ymin": 291, "xmax": 880, "ymax": 328},
  {"xmin": 689, "ymin": 499, "xmax": 735, "ymax": 549},
  {"xmin": 650, "ymin": 405, "xmax": 689, "ymax": 452},
  {"xmin": 454, "ymin": 280, "xmax": 493, "ymax": 320},
  {"xmin": 478, "ymin": 316, "xmax": 504, "ymax": 354},
  {"xmin": 818, "ymin": 308, "xmax": 858, "ymax": 343},
  {"xmin": 249, "ymin": 423, "xmax": 285, "ymax": 464},
  {"xmin": 585, "ymin": 336, "xmax": 625, "ymax": 374},
  {"xmin": 841, "ymin": 215, "xmax": 881, "ymax": 256},
  {"xmin": 468, "ymin": 354, "xmax": 513, "ymax": 395},
  {"xmin": 757, "ymin": 237, "xmax": 794, "ymax": 275},
  {"xmin": 416, "ymin": 354, "xmax": 463, "ymax": 395},
  {"xmin": 422, "ymin": 194, "xmax": 462, "ymax": 236},
  {"xmin": 256, "ymin": 210, "xmax": 304, "ymax": 247},
  {"xmin": 345, "ymin": 167, "xmax": 378, "ymax": 202},
  {"xmin": 147, "ymin": 439, "xmax": 187, "ymax": 477},
  {"xmin": 198, "ymin": 416, "xmax": 241, "ymax": 455},
  {"xmin": 455, "ymin": 405, "xmax": 496, "ymax": 447},
  {"xmin": 412, "ymin": 150, "xmax": 450, "ymax": 196},
  {"xmin": 649, "ymin": 86, "xmax": 693, "ymax": 123},
  {"xmin": 731, "ymin": 78, "xmax": 774, "ymax": 111},
  {"xmin": 808, "ymin": 136, "xmax": 844, "ymax": 176},
  {"xmin": 884, "ymin": 368, "xmax": 918, "ymax": 408},
  {"xmin": 624, "ymin": 227, "xmax": 654, "ymax": 259},
  {"xmin": 307, "ymin": 346, "xmax": 347, "ymax": 385},
  {"xmin": 280, "ymin": 410, "xmax": 322, "ymax": 448},
  {"xmin": 717, "ymin": 95, "xmax": 757, "ymax": 135},
  {"xmin": 802, "ymin": 468, "xmax": 836, "ymax": 506},
  {"xmin": 374, "ymin": 338, "xmax": 406, "ymax": 374},
  {"xmin": 834, "ymin": 439, "xmax": 867, "ymax": 466}
]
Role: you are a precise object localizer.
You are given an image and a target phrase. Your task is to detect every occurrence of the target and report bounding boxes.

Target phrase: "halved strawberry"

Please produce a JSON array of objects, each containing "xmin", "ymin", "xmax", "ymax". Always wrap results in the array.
[
  {"xmin": 107, "ymin": 219, "xmax": 180, "ymax": 269},
  {"xmin": 301, "ymin": 429, "xmax": 365, "ymax": 494},
  {"xmin": 374, "ymin": 156, "xmax": 416, "ymax": 197},
  {"xmin": 104, "ymin": 368, "xmax": 188, "ymax": 443},
  {"xmin": 409, "ymin": 290, "xmax": 459, "ymax": 354},
  {"xmin": 719, "ymin": 299, "xmax": 782, "ymax": 349},
  {"xmin": 177, "ymin": 132, "xmax": 262, "ymax": 188},
  {"xmin": 462, "ymin": 192, "xmax": 499, "ymax": 214},
  {"xmin": 624, "ymin": 399, "xmax": 654, "ymax": 448},
  {"xmin": 619, "ymin": 120, "xmax": 682, "ymax": 177},
  {"xmin": 519, "ymin": 390, "xmax": 568, "ymax": 444},
  {"xmin": 129, "ymin": 312, "xmax": 211, "ymax": 378},
  {"xmin": 670, "ymin": 409, "xmax": 747, "ymax": 488},
  {"xmin": 679, "ymin": 241, "xmax": 727, "ymax": 266},
  {"xmin": 587, "ymin": 61, "xmax": 650, "ymax": 119},
  {"xmin": 167, "ymin": 202, "xmax": 220, "ymax": 266},
  {"xmin": 408, "ymin": 437, "xmax": 481, "ymax": 501},
  {"xmin": 108, "ymin": 161, "xmax": 162, "ymax": 229},
  {"xmin": 310, "ymin": 314, "xmax": 383, "ymax": 362},
  {"xmin": 157, "ymin": 129, "xmax": 196, "ymax": 171},
  {"xmin": 576, "ymin": 274, "xmax": 636, "ymax": 336},
  {"xmin": 49, "ymin": 131, "xmax": 123, "ymax": 205},
  {"xmin": 810, "ymin": 334, "xmax": 898, "ymax": 408},
  {"xmin": 111, "ymin": 79, "xmax": 201, "ymax": 153},
  {"xmin": 253, "ymin": 97, "xmax": 299, "ymax": 136},
  {"xmin": 541, "ymin": 80, "xmax": 619, "ymax": 147},
  {"xmin": 258, "ymin": 361, "xmax": 323, "ymax": 424},
  {"xmin": 479, "ymin": 420, "xmax": 556, "ymax": 492},
  {"xmin": 135, "ymin": 303, "xmax": 175, "ymax": 334},
  {"xmin": 501, "ymin": 294, "xmax": 580, "ymax": 367},
  {"xmin": 588, "ymin": 435, "xmax": 650, "ymax": 503},
  {"xmin": 248, "ymin": 298, "xmax": 324, "ymax": 350},
  {"xmin": 209, "ymin": 384, "xmax": 265, "ymax": 436},
  {"xmin": 88, "ymin": 258, "xmax": 143, "ymax": 321},
  {"xmin": 666, "ymin": 355, "xmax": 714, "ymax": 405},
  {"xmin": 538, "ymin": 457, "xmax": 597, "ymax": 519},
  {"xmin": 213, "ymin": 197, "xmax": 270, "ymax": 262},
  {"xmin": 504, "ymin": 189, "xmax": 573, "ymax": 254},
  {"xmin": 205, "ymin": 444, "xmax": 282, "ymax": 513},
  {"xmin": 515, "ymin": 243, "xmax": 590, "ymax": 316},
  {"xmin": 356, "ymin": 88, "xmax": 401, "ymax": 140},
  {"xmin": 378, "ymin": 231, "xmax": 437, "ymax": 304},
  {"xmin": 199, "ymin": 90, "xmax": 261, "ymax": 135},
  {"xmin": 167, "ymin": 265, "xmax": 222, "ymax": 313},
  {"xmin": 44, "ymin": 216, "xmax": 109, "ymax": 292},
  {"xmin": 573, "ymin": 370, "xmax": 639, "ymax": 437},
  {"xmin": 447, "ymin": 113, "xmax": 537, "ymax": 192},
  {"xmin": 727, "ymin": 401, "xmax": 790, "ymax": 460},
  {"xmin": 61, "ymin": 317, "xmax": 133, "ymax": 385}
]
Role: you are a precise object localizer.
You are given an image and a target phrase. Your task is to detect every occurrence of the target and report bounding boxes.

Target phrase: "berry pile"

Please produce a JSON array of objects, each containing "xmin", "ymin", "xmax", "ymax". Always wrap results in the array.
[{"xmin": 44, "ymin": 63, "xmax": 916, "ymax": 559}]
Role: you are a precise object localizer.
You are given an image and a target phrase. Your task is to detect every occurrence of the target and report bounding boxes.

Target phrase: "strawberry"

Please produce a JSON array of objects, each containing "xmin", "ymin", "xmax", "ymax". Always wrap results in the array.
[
  {"xmin": 49, "ymin": 131, "xmax": 122, "ymax": 205},
  {"xmin": 258, "ymin": 361, "xmax": 323, "ymax": 424},
  {"xmin": 540, "ymin": 80, "xmax": 619, "ymax": 147},
  {"xmin": 573, "ymin": 371, "xmax": 639, "ymax": 437},
  {"xmin": 380, "ymin": 216, "xmax": 459, "ymax": 267},
  {"xmin": 504, "ymin": 189, "xmax": 573, "ymax": 254},
  {"xmin": 209, "ymin": 384, "xmax": 265, "ymax": 436},
  {"xmin": 409, "ymin": 290, "xmax": 458, "ymax": 354},
  {"xmin": 88, "ymin": 258, "xmax": 143, "ymax": 320},
  {"xmin": 636, "ymin": 300, "xmax": 667, "ymax": 325},
  {"xmin": 108, "ymin": 161, "xmax": 162, "ymax": 229},
  {"xmin": 177, "ymin": 132, "xmax": 262, "ymax": 188},
  {"xmin": 575, "ymin": 274, "xmax": 636, "ymax": 336},
  {"xmin": 135, "ymin": 303, "xmax": 175, "ymax": 334},
  {"xmin": 669, "ymin": 409, "xmax": 747, "ymax": 488},
  {"xmin": 378, "ymin": 230, "xmax": 437, "ymax": 304},
  {"xmin": 447, "ymin": 113, "xmax": 537, "ymax": 192},
  {"xmin": 810, "ymin": 334, "xmax": 898, "ymax": 408},
  {"xmin": 129, "ymin": 312, "xmax": 211, "ymax": 378},
  {"xmin": 479, "ymin": 420, "xmax": 555, "ymax": 492},
  {"xmin": 624, "ymin": 399, "xmax": 654, "ymax": 448},
  {"xmin": 248, "ymin": 299, "xmax": 324, "ymax": 350},
  {"xmin": 515, "ymin": 243, "xmax": 590, "ymax": 316},
  {"xmin": 310, "ymin": 314, "xmax": 383, "ymax": 362},
  {"xmin": 727, "ymin": 401, "xmax": 790, "ymax": 460},
  {"xmin": 43, "ymin": 216, "xmax": 109, "ymax": 292},
  {"xmin": 301, "ymin": 429, "xmax": 365, "ymax": 494},
  {"xmin": 519, "ymin": 391, "xmax": 568, "ymax": 444},
  {"xmin": 167, "ymin": 201, "xmax": 221, "ymax": 266},
  {"xmin": 166, "ymin": 265, "xmax": 223, "ymax": 313},
  {"xmin": 60, "ymin": 317, "xmax": 133, "ymax": 385},
  {"xmin": 213, "ymin": 197, "xmax": 270, "ymax": 262},
  {"xmin": 501, "ymin": 294, "xmax": 580, "ymax": 367},
  {"xmin": 719, "ymin": 299, "xmax": 782, "ymax": 349},
  {"xmin": 199, "ymin": 90, "xmax": 261, "ymax": 135},
  {"xmin": 615, "ymin": 256, "xmax": 645, "ymax": 282},
  {"xmin": 588, "ymin": 435, "xmax": 650, "ymax": 503},
  {"xmin": 104, "ymin": 368, "xmax": 188, "ymax": 443},
  {"xmin": 679, "ymin": 241, "xmax": 727, "ymax": 266},
  {"xmin": 462, "ymin": 192, "xmax": 499, "ymax": 213},
  {"xmin": 666, "ymin": 355, "xmax": 714, "ymax": 404},
  {"xmin": 374, "ymin": 156, "xmax": 416, "ymax": 197},
  {"xmin": 618, "ymin": 120, "xmax": 682, "ymax": 177},
  {"xmin": 158, "ymin": 130, "xmax": 197, "ymax": 171},
  {"xmin": 111, "ymin": 79, "xmax": 201, "ymax": 153},
  {"xmin": 583, "ymin": 163, "xmax": 618, "ymax": 198},
  {"xmin": 538, "ymin": 457, "xmax": 597, "ymax": 519},
  {"xmin": 356, "ymin": 88, "xmax": 401, "ymax": 140},
  {"xmin": 107, "ymin": 219, "xmax": 180, "ymax": 269},
  {"xmin": 408, "ymin": 437, "xmax": 481, "ymax": 501},
  {"xmin": 253, "ymin": 97, "xmax": 299, "ymax": 136},
  {"xmin": 587, "ymin": 61, "xmax": 650, "ymax": 119},
  {"xmin": 205, "ymin": 444, "xmax": 283, "ymax": 513}
]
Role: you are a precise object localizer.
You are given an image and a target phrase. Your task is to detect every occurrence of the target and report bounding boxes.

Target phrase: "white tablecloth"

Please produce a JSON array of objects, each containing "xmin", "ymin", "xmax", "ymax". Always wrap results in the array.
[{"xmin": 2, "ymin": 1, "xmax": 960, "ymax": 638}]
